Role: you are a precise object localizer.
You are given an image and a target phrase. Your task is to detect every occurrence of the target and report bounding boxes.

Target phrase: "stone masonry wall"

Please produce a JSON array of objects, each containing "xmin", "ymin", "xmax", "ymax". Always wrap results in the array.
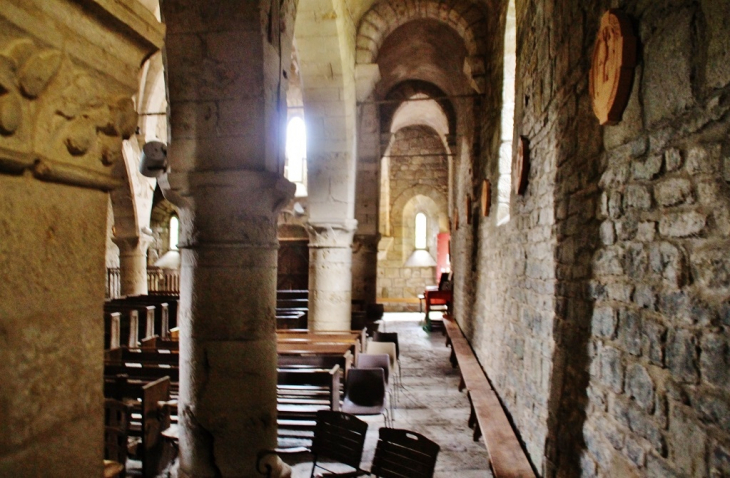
[
  {"xmin": 377, "ymin": 125, "xmax": 449, "ymax": 311},
  {"xmin": 455, "ymin": 0, "xmax": 730, "ymax": 477},
  {"xmin": 583, "ymin": 1, "xmax": 730, "ymax": 477}
]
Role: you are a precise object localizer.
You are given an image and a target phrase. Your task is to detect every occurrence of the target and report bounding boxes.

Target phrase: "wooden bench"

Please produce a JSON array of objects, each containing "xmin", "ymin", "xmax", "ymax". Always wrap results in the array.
[
  {"xmin": 114, "ymin": 299, "xmax": 172, "ymax": 338},
  {"xmin": 443, "ymin": 317, "xmax": 535, "ymax": 478},
  {"xmin": 104, "ymin": 376, "xmax": 175, "ymax": 478},
  {"xmin": 104, "ymin": 312, "xmax": 122, "ymax": 350},
  {"xmin": 277, "ymin": 365, "xmax": 341, "ymax": 413},
  {"xmin": 105, "ymin": 347, "xmax": 179, "ymax": 366},
  {"xmin": 104, "ymin": 304, "xmax": 156, "ymax": 343}
]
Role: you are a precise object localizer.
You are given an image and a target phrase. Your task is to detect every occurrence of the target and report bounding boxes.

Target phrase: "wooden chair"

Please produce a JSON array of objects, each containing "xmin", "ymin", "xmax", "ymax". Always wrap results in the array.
[
  {"xmin": 370, "ymin": 428, "xmax": 440, "ymax": 478},
  {"xmin": 103, "ymin": 399, "xmax": 128, "ymax": 477},
  {"xmin": 257, "ymin": 410, "xmax": 369, "ymax": 478}
]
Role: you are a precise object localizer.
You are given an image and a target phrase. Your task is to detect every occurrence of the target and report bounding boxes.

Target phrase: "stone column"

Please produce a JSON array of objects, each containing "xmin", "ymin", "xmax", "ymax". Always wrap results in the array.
[
  {"xmin": 307, "ymin": 221, "xmax": 357, "ymax": 330},
  {"xmin": 162, "ymin": 171, "xmax": 294, "ymax": 477},
  {"xmin": 113, "ymin": 236, "xmax": 152, "ymax": 296},
  {"xmin": 0, "ymin": 1, "xmax": 162, "ymax": 475},
  {"xmin": 352, "ymin": 234, "xmax": 380, "ymax": 305}
]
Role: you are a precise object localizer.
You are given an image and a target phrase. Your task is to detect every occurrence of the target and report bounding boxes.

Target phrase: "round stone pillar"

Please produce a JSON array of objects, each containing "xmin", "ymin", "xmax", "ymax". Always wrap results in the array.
[
  {"xmin": 113, "ymin": 237, "xmax": 151, "ymax": 296},
  {"xmin": 162, "ymin": 170, "xmax": 294, "ymax": 478},
  {"xmin": 307, "ymin": 221, "xmax": 357, "ymax": 331}
]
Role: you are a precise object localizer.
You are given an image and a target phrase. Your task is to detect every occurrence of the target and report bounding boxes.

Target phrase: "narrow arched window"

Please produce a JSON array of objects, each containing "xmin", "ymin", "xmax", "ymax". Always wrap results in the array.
[
  {"xmin": 286, "ymin": 116, "xmax": 307, "ymax": 196},
  {"xmin": 415, "ymin": 212, "xmax": 427, "ymax": 250},
  {"xmin": 169, "ymin": 216, "xmax": 179, "ymax": 251}
]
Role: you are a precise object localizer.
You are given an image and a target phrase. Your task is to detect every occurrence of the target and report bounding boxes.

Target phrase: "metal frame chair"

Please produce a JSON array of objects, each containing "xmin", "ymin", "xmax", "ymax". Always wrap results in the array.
[
  {"xmin": 256, "ymin": 410, "xmax": 369, "ymax": 478},
  {"xmin": 341, "ymin": 367, "xmax": 392, "ymax": 428},
  {"xmin": 370, "ymin": 428, "xmax": 440, "ymax": 478}
]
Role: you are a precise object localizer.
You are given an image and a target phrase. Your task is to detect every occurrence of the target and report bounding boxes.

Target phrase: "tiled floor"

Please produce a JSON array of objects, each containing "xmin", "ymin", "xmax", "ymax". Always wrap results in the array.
[{"xmin": 282, "ymin": 313, "xmax": 493, "ymax": 477}]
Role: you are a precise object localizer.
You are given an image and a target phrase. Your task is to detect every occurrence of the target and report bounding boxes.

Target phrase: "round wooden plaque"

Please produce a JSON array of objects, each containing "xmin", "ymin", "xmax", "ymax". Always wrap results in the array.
[
  {"xmin": 589, "ymin": 9, "xmax": 637, "ymax": 125},
  {"xmin": 513, "ymin": 136, "xmax": 529, "ymax": 195},
  {"xmin": 481, "ymin": 179, "xmax": 491, "ymax": 217}
]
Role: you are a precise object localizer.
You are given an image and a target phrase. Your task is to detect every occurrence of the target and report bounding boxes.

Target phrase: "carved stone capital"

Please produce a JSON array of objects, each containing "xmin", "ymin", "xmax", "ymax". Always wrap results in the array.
[
  {"xmin": 353, "ymin": 233, "xmax": 381, "ymax": 253},
  {"xmin": 112, "ymin": 235, "xmax": 154, "ymax": 255},
  {"xmin": 306, "ymin": 220, "xmax": 358, "ymax": 248},
  {"xmin": 0, "ymin": 1, "xmax": 163, "ymax": 191},
  {"xmin": 160, "ymin": 170, "xmax": 296, "ymax": 248}
]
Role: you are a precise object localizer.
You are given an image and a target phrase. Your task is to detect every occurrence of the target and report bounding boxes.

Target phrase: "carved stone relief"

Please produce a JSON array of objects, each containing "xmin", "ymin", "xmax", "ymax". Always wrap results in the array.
[{"xmin": 0, "ymin": 37, "xmax": 136, "ymax": 191}]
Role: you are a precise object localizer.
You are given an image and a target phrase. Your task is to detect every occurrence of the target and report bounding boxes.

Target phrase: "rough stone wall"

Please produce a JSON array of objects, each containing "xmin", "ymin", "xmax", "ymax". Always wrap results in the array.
[
  {"xmin": 377, "ymin": 126, "xmax": 448, "ymax": 310},
  {"xmin": 583, "ymin": 1, "xmax": 730, "ymax": 477},
  {"xmin": 456, "ymin": 0, "xmax": 730, "ymax": 477}
]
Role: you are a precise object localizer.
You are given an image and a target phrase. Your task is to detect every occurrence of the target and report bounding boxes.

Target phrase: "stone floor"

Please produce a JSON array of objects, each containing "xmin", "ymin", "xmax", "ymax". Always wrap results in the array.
[
  {"xmin": 134, "ymin": 312, "xmax": 493, "ymax": 477},
  {"xmin": 281, "ymin": 312, "xmax": 493, "ymax": 477}
]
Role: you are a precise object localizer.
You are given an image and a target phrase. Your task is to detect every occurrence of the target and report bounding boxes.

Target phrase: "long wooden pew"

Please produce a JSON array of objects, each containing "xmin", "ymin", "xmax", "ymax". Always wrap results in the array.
[
  {"xmin": 104, "ymin": 303, "xmax": 156, "ymax": 343},
  {"xmin": 105, "ymin": 347, "xmax": 179, "ymax": 366},
  {"xmin": 443, "ymin": 316, "xmax": 535, "ymax": 478},
  {"xmin": 111, "ymin": 295, "xmax": 179, "ymax": 337}
]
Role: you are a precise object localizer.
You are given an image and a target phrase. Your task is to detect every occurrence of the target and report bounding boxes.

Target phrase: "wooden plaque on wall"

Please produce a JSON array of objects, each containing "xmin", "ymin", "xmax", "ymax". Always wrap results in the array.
[
  {"xmin": 466, "ymin": 196, "xmax": 473, "ymax": 224},
  {"xmin": 481, "ymin": 179, "xmax": 491, "ymax": 217},
  {"xmin": 513, "ymin": 136, "xmax": 529, "ymax": 195},
  {"xmin": 589, "ymin": 9, "xmax": 637, "ymax": 125}
]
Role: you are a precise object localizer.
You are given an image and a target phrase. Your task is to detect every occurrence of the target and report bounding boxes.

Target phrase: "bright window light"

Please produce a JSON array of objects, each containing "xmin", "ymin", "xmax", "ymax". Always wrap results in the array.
[
  {"xmin": 169, "ymin": 216, "xmax": 179, "ymax": 251},
  {"xmin": 415, "ymin": 212, "xmax": 427, "ymax": 249},
  {"xmin": 286, "ymin": 117, "xmax": 306, "ymax": 183}
]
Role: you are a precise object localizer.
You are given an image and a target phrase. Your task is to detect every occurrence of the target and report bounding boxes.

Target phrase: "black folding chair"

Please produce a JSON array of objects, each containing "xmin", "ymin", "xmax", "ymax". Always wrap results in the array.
[{"xmin": 256, "ymin": 410, "xmax": 369, "ymax": 478}]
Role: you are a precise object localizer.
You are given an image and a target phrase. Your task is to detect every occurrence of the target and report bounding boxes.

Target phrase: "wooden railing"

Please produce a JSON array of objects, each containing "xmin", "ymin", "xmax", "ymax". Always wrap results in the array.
[{"xmin": 147, "ymin": 268, "xmax": 180, "ymax": 295}]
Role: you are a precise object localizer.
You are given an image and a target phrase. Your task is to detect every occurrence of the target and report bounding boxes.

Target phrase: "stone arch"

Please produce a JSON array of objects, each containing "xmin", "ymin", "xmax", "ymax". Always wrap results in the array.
[
  {"xmin": 391, "ymin": 184, "xmax": 448, "ymax": 233},
  {"xmin": 380, "ymin": 81, "xmax": 457, "ymax": 139},
  {"xmin": 356, "ymin": 0, "xmax": 487, "ymax": 65}
]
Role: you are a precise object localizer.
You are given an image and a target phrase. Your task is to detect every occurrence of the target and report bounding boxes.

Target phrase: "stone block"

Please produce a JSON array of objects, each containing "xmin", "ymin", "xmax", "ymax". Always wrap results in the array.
[
  {"xmin": 625, "ymin": 363, "xmax": 655, "ymax": 412},
  {"xmin": 607, "ymin": 282, "xmax": 634, "ymax": 303},
  {"xmin": 622, "ymin": 243, "xmax": 648, "ymax": 279},
  {"xmin": 649, "ymin": 242, "xmax": 687, "ymax": 288},
  {"xmin": 690, "ymin": 245, "xmax": 730, "ymax": 291},
  {"xmin": 686, "ymin": 144, "xmax": 721, "ymax": 175},
  {"xmin": 618, "ymin": 309, "xmax": 642, "ymax": 356},
  {"xmin": 668, "ymin": 406, "xmax": 708, "ymax": 477},
  {"xmin": 624, "ymin": 185, "xmax": 652, "ymax": 210},
  {"xmin": 700, "ymin": 333, "xmax": 730, "ymax": 387},
  {"xmin": 647, "ymin": 454, "xmax": 680, "ymax": 478},
  {"xmin": 636, "ymin": 221, "xmax": 656, "ymax": 242},
  {"xmin": 634, "ymin": 284, "xmax": 657, "ymax": 310},
  {"xmin": 624, "ymin": 437, "xmax": 646, "ymax": 467},
  {"xmin": 667, "ymin": 330, "xmax": 699, "ymax": 384},
  {"xmin": 609, "ymin": 192, "xmax": 624, "ymax": 219},
  {"xmin": 600, "ymin": 346, "xmax": 625, "ymax": 393},
  {"xmin": 691, "ymin": 388, "xmax": 730, "ymax": 432},
  {"xmin": 628, "ymin": 403, "xmax": 666, "ymax": 455},
  {"xmin": 642, "ymin": 11, "xmax": 694, "ymax": 126},
  {"xmin": 616, "ymin": 216, "xmax": 639, "ymax": 241},
  {"xmin": 633, "ymin": 155, "xmax": 662, "ymax": 180},
  {"xmin": 710, "ymin": 443, "xmax": 730, "ymax": 477},
  {"xmin": 664, "ymin": 148, "xmax": 683, "ymax": 172},
  {"xmin": 595, "ymin": 247, "xmax": 624, "ymax": 276},
  {"xmin": 654, "ymin": 178, "xmax": 693, "ymax": 207},
  {"xmin": 592, "ymin": 306, "xmax": 617, "ymax": 338},
  {"xmin": 658, "ymin": 211, "xmax": 707, "ymax": 238},
  {"xmin": 600, "ymin": 221, "xmax": 616, "ymax": 246},
  {"xmin": 724, "ymin": 155, "xmax": 730, "ymax": 183},
  {"xmin": 658, "ymin": 291, "xmax": 690, "ymax": 323},
  {"xmin": 641, "ymin": 319, "xmax": 666, "ymax": 366},
  {"xmin": 722, "ymin": 301, "xmax": 730, "ymax": 327}
]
